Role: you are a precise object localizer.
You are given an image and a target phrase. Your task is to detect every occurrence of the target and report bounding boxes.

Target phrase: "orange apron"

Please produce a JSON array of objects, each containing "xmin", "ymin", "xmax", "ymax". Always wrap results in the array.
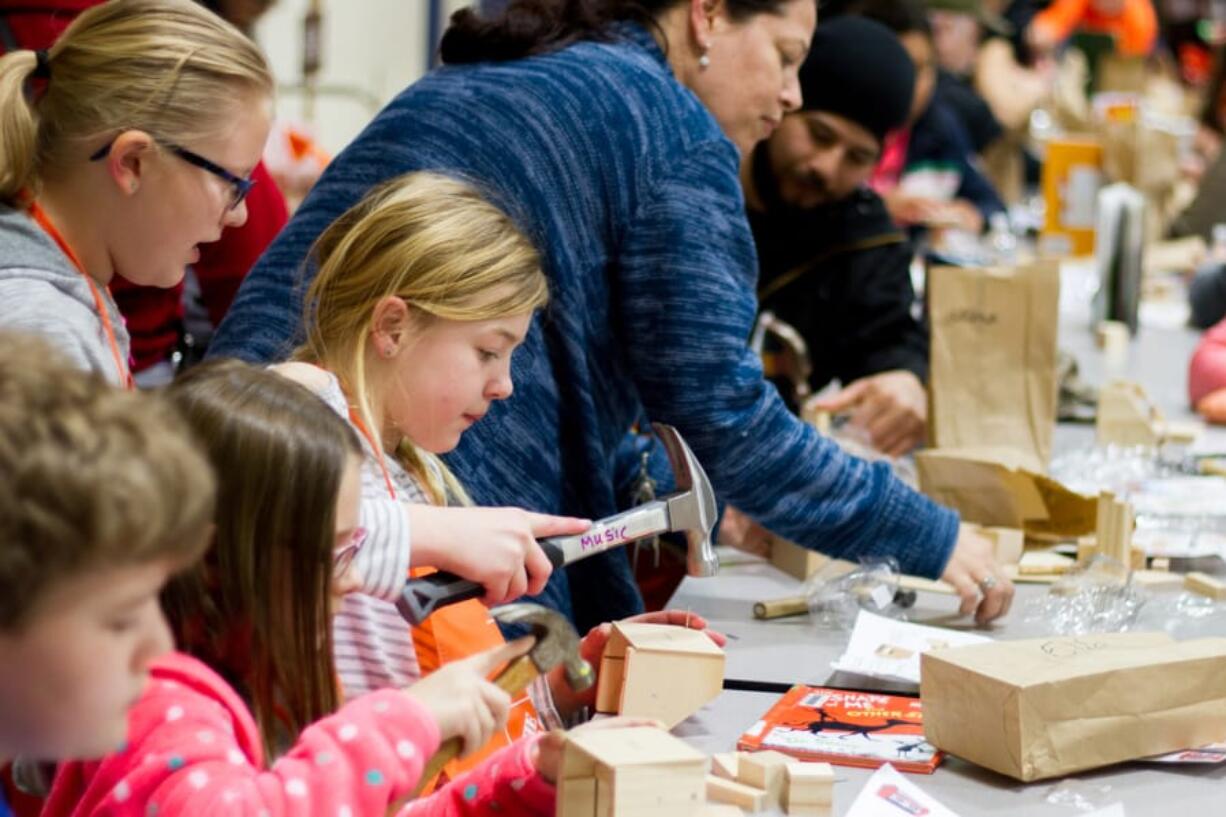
[{"xmin": 343, "ymin": 399, "xmax": 543, "ymax": 792}]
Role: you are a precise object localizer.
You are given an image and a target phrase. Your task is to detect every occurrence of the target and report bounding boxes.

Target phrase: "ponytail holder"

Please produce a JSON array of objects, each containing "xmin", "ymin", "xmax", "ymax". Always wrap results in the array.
[{"xmin": 31, "ymin": 49, "xmax": 51, "ymax": 80}]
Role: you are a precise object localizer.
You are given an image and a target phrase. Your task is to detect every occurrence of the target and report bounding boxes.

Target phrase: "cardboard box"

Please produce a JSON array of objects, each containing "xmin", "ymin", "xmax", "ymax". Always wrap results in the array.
[{"xmin": 921, "ymin": 633, "xmax": 1226, "ymax": 781}]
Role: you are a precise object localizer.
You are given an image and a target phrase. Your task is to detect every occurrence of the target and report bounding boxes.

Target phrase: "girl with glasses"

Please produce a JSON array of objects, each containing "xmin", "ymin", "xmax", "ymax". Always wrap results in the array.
[
  {"xmin": 39, "ymin": 358, "xmax": 571, "ymax": 817},
  {"xmin": 0, "ymin": 0, "xmax": 272, "ymax": 387}
]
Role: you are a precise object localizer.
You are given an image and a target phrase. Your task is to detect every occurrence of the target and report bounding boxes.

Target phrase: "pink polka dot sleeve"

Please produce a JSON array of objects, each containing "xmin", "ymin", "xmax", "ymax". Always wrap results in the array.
[
  {"xmin": 397, "ymin": 736, "xmax": 555, "ymax": 817},
  {"xmin": 41, "ymin": 655, "xmax": 442, "ymax": 817}
]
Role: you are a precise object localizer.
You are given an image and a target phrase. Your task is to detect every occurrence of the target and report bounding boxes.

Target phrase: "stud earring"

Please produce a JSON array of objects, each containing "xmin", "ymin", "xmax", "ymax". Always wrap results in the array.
[
  {"xmin": 383, "ymin": 345, "xmax": 395, "ymax": 358},
  {"xmin": 698, "ymin": 47, "xmax": 710, "ymax": 69},
  {"xmin": 129, "ymin": 181, "xmax": 138, "ymax": 193}
]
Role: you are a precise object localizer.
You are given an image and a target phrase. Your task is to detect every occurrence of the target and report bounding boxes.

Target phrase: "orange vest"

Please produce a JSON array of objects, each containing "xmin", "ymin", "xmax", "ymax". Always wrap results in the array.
[{"xmin": 408, "ymin": 566, "xmax": 543, "ymax": 791}]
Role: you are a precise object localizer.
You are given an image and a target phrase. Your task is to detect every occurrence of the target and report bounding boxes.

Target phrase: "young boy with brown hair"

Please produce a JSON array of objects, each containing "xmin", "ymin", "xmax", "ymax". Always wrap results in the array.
[{"xmin": 0, "ymin": 331, "xmax": 216, "ymax": 813}]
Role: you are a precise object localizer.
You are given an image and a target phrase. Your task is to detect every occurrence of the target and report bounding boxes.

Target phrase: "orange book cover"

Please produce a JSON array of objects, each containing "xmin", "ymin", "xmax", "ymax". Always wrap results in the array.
[{"xmin": 737, "ymin": 685, "xmax": 943, "ymax": 774}]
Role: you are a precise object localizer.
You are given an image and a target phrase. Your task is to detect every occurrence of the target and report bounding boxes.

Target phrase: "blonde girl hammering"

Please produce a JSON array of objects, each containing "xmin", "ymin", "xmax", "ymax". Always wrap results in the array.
[
  {"xmin": 276, "ymin": 171, "xmax": 722, "ymax": 786},
  {"xmin": 0, "ymin": 0, "xmax": 272, "ymax": 386}
]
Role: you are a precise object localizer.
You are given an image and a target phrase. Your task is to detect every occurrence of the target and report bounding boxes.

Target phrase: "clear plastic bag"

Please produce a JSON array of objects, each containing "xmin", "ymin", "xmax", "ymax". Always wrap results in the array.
[
  {"xmin": 804, "ymin": 558, "xmax": 908, "ymax": 631},
  {"xmin": 1022, "ymin": 556, "xmax": 1145, "ymax": 635}
]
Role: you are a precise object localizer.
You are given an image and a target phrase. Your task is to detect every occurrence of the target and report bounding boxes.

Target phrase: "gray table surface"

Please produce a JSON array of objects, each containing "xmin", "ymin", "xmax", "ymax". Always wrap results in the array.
[{"xmin": 666, "ymin": 314, "xmax": 1226, "ymax": 814}]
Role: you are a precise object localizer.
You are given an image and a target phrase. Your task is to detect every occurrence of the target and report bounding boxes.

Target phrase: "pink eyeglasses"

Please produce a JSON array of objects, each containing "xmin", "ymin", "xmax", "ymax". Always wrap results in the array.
[{"xmin": 333, "ymin": 527, "xmax": 367, "ymax": 577}]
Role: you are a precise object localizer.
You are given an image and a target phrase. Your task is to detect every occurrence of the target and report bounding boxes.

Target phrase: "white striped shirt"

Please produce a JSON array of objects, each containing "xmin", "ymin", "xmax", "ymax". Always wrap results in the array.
[
  {"xmin": 315, "ymin": 372, "xmax": 425, "ymax": 697},
  {"xmin": 302, "ymin": 366, "xmax": 562, "ymax": 726}
]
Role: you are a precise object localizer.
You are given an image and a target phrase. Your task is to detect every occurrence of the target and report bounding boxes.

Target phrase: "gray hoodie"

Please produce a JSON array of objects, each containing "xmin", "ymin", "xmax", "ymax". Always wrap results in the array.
[{"xmin": 0, "ymin": 202, "xmax": 130, "ymax": 385}]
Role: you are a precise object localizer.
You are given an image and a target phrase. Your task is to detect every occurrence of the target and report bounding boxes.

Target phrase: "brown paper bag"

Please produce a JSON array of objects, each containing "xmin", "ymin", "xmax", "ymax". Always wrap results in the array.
[
  {"xmin": 921, "ymin": 633, "xmax": 1226, "ymax": 781},
  {"xmin": 915, "ymin": 447, "xmax": 1097, "ymax": 538},
  {"xmin": 928, "ymin": 263, "xmax": 1061, "ymax": 467}
]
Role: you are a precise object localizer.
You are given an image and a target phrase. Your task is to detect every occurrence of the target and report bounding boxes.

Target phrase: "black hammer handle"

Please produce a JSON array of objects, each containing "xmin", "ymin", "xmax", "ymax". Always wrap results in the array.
[{"xmin": 396, "ymin": 542, "xmax": 565, "ymax": 625}]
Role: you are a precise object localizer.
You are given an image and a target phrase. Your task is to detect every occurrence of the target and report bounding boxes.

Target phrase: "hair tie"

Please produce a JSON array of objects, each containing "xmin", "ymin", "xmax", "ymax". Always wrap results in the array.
[{"xmin": 31, "ymin": 49, "xmax": 51, "ymax": 80}]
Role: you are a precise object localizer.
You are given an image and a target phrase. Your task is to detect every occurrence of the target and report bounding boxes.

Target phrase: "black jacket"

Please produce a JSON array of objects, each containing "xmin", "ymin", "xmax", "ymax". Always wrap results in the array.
[{"xmin": 750, "ymin": 181, "xmax": 929, "ymax": 409}]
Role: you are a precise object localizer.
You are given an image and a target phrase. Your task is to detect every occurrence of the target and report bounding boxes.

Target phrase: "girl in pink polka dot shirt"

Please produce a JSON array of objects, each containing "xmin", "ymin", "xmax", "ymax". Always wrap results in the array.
[{"xmin": 36, "ymin": 362, "xmax": 560, "ymax": 817}]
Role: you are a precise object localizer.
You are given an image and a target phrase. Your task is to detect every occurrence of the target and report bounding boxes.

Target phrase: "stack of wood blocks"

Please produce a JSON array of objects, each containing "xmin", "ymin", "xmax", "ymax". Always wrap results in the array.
[
  {"xmin": 706, "ymin": 750, "xmax": 834, "ymax": 815},
  {"xmin": 1091, "ymin": 491, "xmax": 1140, "ymax": 568}
]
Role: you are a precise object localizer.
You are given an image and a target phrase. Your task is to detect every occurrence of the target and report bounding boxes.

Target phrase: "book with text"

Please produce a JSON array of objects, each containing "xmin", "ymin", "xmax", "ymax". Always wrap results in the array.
[{"xmin": 737, "ymin": 685, "xmax": 942, "ymax": 774}]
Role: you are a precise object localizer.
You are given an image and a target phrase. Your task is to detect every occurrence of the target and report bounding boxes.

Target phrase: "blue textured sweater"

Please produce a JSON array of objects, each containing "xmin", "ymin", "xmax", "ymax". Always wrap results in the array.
[{"xmin": 210, "ymin": 25, "xmax": 960, "ymax": 629}]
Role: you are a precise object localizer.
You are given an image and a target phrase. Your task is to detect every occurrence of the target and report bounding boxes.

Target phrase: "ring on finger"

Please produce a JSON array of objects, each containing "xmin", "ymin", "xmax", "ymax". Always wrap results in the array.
[{"xmin": 976, "ymin": 574, "xmax": 998, "ymax": 592}]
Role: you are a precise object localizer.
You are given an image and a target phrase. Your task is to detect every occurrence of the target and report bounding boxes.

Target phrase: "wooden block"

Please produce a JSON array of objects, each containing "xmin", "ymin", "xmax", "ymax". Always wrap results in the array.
[
  {"xmin": 980, "ymin": 525, "xmax": 1025, "ymax": 566},
  {"xmin": 1017, "ymin": 550, "xmax": 1076, "ymax": 575},
  {"xmin": 709, "ymin": 752, "xmax": 739, "ymax": 781},
  {"xmin": 697, "ymin": 806, "xmax": 746, "ymax": 817},
  {"xmin": 1097, "ymin": 381, "xmax": 1162, "ymax": 447},
  {"xmin": 558, "ymin": 776, "xmax": 597, "ymax": 817},
  {"xmin": 1185, "ymin": 572, "xmax": 1226, "ymax": 601},
  {"xmin": 594, "ymin": 624, "xmax": 725, "ymax": 728},
  {"xmin": 1095, "ymin": 320, "xmax": 1129, "ymax": 354},
  {"xmin": 706, "ymin": 775, "xmax": 768, "ymax": 812},
  {"xmin": 769, "ymin": 537, "xmax": 825, "ymax": 581},
  {"xmin": 1128, "ymin": 545, "xmax": 1145, "ymax": 571},
  {"xmin": 1131, "ymin": 569, "xmax": 1185, "ymax": 592},
  {"xmin": 784, "ymin": 799, "xmax": 833, "ymax": 814},
  {"xmin": 1152, "ymin": 558, "xmax": 1171, "ymax": 572},
  {"xmin": 1161, "ymin": 420, "xmax": 1202, "ymax": 446},
  {"xmin": 784, "ymin": 762, "xmax": 835, "ymax": 810},
  {"xmin": 1077, "ymin": 536, "xmax": 1099, "ymax": 564},
  {"xmin": 736, "ymin": 750, "xmax": 790, "ymax": 806},
  {"xmin": 1094, "ymin": 492, "xmax": 1134, "ymax": 565}
]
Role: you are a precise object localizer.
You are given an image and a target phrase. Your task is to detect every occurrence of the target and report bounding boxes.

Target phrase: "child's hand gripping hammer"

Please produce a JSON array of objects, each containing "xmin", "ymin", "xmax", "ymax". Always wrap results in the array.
[
  {"xmin": 412, "ymin": 603, "xmax": 594, "ymax": 794},
  {"xmin": 397, "ymin": 423, "xmax": 720, "ymax": 626}
]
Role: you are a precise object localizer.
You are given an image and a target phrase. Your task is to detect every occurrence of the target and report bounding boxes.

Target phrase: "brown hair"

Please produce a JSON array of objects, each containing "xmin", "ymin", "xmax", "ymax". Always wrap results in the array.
[
  {"xmin": 0, "ymin": 331, "xmax": 214, "ymax": 631},
  {"xmin": 440, "ymin": 0, "xmax": 803, "ymax": 63},
  {"xmin": 163, "ymin": 359, "xmax": 361, "ymax": 757},
  {"xmin": 296, "ymin": 170, "xmax": 548, "ymax": 504},
  {"xmin": 0, "ymin": 0, "xmax": 273, "ymax": 203}
]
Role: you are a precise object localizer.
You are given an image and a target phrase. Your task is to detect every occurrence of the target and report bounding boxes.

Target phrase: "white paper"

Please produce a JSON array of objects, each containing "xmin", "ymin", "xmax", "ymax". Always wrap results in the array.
[
  {"xmin": 831, "ymin": 611, "xmax": 992, "ymax": 685},
  {"xmin": 846, "ymin": 764, "xmax": 960, "ymax": 817},
  {"xmin": 1142, "ymin": 742, "xmax": 1226, "ymax": 764}
]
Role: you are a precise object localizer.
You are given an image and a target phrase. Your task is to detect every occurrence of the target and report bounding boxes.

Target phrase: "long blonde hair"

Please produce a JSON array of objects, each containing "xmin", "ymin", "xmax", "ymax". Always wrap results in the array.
[
  {"xmin": 296, "ymin": 171, "xmax": 549, "ymax": 504},
  {"xmin": 0, "ymin": 0, "xmax": 273, "ymax": 204}
]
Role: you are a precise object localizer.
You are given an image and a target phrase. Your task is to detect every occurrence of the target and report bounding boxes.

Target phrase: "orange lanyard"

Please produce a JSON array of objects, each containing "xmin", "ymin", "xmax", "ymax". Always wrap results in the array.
[
  {"xmin": 27, "ymin": 201, "xmax": 133, "ymax": 389},
  {"xmin": 346, "ymin": 403, "xmax": 398, "ymax": 501}
]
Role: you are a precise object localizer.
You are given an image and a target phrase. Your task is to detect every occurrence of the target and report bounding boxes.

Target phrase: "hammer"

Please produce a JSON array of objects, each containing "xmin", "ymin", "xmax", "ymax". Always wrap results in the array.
[
  {"xmin": 413, "ymin": 603, "xmax": 593, "ymax": 792},
  {"xmin": 397, "ymin": 422, "xmax": 719, "ymax": 626}
]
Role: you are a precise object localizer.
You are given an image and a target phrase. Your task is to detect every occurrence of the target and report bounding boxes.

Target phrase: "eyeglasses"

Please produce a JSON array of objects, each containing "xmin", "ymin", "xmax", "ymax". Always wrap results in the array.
[
  {"xmin": 89, "ymin": 137, "xmax": 256, "ymax": 211},
  {"xmin": 333, "ymin": 527, "xmax": 367, "ymax": 579}
]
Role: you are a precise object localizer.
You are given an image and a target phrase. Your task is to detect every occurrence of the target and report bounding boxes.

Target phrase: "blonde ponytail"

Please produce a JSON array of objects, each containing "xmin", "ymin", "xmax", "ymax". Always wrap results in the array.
[
  {"xmin": 0, "ymin": 0, "xmax": 273, "ymax": 205},
  {"xmin": 0, "ymin": 50, "xmax": 42, "ymax": 202}
]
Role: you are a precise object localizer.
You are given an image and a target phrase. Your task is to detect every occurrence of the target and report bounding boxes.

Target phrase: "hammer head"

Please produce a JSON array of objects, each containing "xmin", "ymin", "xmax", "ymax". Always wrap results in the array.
[
  {"xmin": 652, "ymin": 423, "xmax": 719, "ymax": 578},
  {"xmin": 492, "ymin": 603, "xmax": 594, "ymax": 692}
]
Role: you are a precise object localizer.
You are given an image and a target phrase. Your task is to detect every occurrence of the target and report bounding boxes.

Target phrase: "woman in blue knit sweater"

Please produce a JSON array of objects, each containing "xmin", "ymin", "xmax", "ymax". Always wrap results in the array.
[{"xmin": 211, "ymin": 0, "xmax": 1014, "ymax": 627}]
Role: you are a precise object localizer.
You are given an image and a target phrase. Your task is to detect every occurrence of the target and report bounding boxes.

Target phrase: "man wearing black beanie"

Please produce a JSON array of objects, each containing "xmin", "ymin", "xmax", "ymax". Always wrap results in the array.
[{"xmin": 743, "ymin": 16, "xmax": 929, "ymax": 457}]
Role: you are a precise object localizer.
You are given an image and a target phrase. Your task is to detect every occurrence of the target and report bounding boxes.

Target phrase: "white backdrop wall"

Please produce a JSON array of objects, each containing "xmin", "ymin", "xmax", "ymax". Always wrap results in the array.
[{"xmin": 252, "ymin": 1, "xmax": 472, "ymax": 155}]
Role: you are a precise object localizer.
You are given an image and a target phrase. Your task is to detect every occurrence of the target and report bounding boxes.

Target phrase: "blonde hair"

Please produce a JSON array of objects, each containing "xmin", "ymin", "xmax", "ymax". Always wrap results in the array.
[
  {"xmin": 0, "ymin": 0, "xmax": 273, "ymax": 203},
  {"xmin": 296, "ymin": 171, "xmax": 549, "ymax": 503},
  {"xmin": 0, "ymin": 331, "xmax": 215, "ymax": 630}
]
